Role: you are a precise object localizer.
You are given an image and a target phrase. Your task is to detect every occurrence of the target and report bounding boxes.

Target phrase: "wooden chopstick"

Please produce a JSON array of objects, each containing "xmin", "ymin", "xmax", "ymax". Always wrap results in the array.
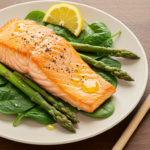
[{"xmin": 112, "ymin": 94, "xmax": 150, "ymax": 150}]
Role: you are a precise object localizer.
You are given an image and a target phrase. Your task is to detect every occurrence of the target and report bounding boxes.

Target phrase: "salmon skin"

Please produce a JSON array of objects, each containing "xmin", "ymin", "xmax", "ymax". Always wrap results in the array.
[{"xmin": 0, "ymin": 19, "xmax": 116, "ymax": 113}]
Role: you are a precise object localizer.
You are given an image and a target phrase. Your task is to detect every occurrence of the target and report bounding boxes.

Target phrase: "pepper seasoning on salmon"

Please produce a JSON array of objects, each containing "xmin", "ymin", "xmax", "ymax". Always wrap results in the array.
[{"xmin": 0, "ymin": 19, "xmax": 116, "ymax": 113}]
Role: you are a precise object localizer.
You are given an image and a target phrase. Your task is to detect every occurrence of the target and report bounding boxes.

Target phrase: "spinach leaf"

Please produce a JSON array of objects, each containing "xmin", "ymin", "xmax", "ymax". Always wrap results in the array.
[
  {"xmin": 82, "ymin": 20, "xmax": 95, "ymax": 39},
  {"xmin": 100, "ymin": 30, "xmax": 121, "ymax": 47},
  {"xmin": 89, "ymin": 21, "xmax": 114, "ymax": 47},
  {"xmin": 82, "ymin": 32, "xmax": 113, "ymax": 47},
  {"xmin": 0, "ymin": 85, "xmax": 56, "ymax": 124},
  {"xmin": 13, "ymin": 106, "xmax": 56, "ymax": 126},
  {"xmin": 0, "ymin": 87, "xmax": 35, "ymax": 114},
  {"xmin": 99, "ymin": 56, "xmax": 121, "ymax": 69},
  {"xmin": 102, "ymin": 39, "xmax": 113, "ymax": 47},
  {"xmin": 82, "ymin": 21, "xmax": 114, "ymax": 47},
  {"xmin": 89, "ymin": 21, "xmax": 111, "ymax": 34},
  {"xmin": 25, "ymin": 10, "xmax": 48, "ymax": 26},
  {"xmin": 0, "ymin": 76, "xmax": 8, "ymax": 85},
  {"xmin": 80, "ymin": 97, "xmax": 115, "ymax": 118}
]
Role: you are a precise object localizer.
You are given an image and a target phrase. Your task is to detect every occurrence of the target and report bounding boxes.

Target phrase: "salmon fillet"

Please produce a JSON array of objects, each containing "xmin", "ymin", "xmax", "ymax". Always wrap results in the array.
[{"xmin": 0, "ymin": 19, "xmax": 116, "ymax": 113}]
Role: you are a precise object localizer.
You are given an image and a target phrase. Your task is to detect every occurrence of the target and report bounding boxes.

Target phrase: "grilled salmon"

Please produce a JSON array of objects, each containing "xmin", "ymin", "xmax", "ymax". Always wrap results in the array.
[{"xmin": 0, "ymin": 19, "xmax": 116, "ymax": 113}]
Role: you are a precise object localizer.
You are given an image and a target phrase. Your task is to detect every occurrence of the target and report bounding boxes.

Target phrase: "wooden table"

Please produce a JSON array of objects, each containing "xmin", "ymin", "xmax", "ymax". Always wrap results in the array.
[{"xmin": 0, "ymin": 0, "xmax": 150, "ymax": 149}]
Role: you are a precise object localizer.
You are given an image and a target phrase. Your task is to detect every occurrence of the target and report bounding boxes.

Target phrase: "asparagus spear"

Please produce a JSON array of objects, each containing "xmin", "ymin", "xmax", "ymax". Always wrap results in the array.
[
  {"xmin": 0, "ymin": 63, "xmax": 75, "ymax": 133},
  {"xmin": 79, "ymin": 53, "xmax": 134, "ymax": 81},
  {"xmin": 13, "ymin": 71, "xmax": 79, "ymax": 123},
  {"xmin": 70, "ymin": 42, "xmax": 140, "ymax": 59}
]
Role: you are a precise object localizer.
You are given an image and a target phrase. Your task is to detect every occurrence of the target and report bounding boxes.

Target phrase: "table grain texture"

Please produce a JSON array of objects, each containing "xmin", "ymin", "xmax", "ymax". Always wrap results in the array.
[{"xmin": 0, "ymin": 0, "xmax": 150, "ymax": 149}]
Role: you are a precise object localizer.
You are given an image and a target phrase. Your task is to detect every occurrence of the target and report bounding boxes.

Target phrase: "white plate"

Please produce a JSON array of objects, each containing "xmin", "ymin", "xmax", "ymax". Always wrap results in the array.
[{"xmin": 0, "ymin": 0, "xmax": 148, "ymax": 145}]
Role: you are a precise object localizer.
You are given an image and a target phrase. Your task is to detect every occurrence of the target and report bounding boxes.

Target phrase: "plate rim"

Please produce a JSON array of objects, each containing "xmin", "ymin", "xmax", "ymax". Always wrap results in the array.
[{"xmin": 0, "ymin": 0, "xmax": 148, "ymax": 145}]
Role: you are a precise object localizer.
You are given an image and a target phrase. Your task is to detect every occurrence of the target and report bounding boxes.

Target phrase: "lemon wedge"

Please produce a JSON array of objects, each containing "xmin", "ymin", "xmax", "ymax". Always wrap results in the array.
[{"xmin": 43, "ymin": 3, "xmax": 83, "ymax": 37}]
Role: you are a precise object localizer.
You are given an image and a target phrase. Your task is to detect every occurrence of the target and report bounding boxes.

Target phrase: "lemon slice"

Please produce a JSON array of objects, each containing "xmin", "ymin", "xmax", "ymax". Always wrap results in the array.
[{"xmin": 43, "ymin": 3, "xmax": 83, "ymax": 37}]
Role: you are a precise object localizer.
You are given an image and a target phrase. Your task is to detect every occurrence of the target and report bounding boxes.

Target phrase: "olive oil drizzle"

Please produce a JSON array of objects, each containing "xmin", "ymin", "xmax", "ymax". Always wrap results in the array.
[{"xmin": 46, "ymin": 124, "xmax": 56, "ymax": 131}]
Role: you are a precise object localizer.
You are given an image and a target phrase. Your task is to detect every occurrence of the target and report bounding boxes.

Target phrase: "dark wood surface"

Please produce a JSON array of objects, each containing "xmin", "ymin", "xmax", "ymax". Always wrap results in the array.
[{"xmin": 0, "ymin": 0, "xmax": 150, "ymax": 149}]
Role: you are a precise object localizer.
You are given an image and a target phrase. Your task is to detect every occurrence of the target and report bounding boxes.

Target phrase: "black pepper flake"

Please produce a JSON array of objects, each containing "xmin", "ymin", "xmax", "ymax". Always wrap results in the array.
[
  {"xmin": 63, "ymin": 48, "xmax": 66, "ymax": 50},
  {"xmin": 24, "ymin": 38, "xmax": 26, "ymax": 40},
  {"xmin": 26, "ymin": 41, "xmax": 29, "ymax": 43},
  {"xmin": 31, "ymin": 35, "xmax": 34, "ymax": 38},
  {"xmin": 45, "ymin": 47, "xmax": 49, "ymax": 52},
  {"xmin": 52, "ymin": 60, "xmax": 56, "ymax": 63},
  {"xmin": 11, "ymin": 33, "xmax": 14, "ymax": 36},
  {"xmin": 82, "ymin": 75, "xmax": 84, "ymax": 78},
  {"xmin": 66, "ymin": 67, "xmax": 69, "ymax": 71}
]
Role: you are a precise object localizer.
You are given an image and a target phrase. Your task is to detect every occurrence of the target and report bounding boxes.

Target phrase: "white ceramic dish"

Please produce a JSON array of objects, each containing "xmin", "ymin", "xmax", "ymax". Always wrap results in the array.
[{"xmin": 0, "ymin": 0, "xmax": 148, "ymax": 145}]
